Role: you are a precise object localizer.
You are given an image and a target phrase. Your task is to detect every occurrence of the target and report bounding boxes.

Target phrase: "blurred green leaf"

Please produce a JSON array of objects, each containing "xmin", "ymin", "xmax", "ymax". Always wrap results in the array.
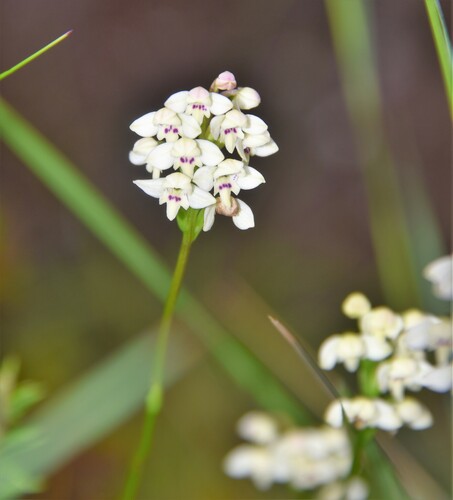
[
  {"xmin": 324, "ymin": 0, "xmax": 443, "ymax": 311},
  {"xmin": 0, "ymin": 427, "xmax": 44, "ymax": 499},
  {"xmin": 0, "ymin": 330, "xmax": 200, "ymax": 499},
  {"xmin": 9, "ymin": 383, "xmax": 45, "ymax": 424}
]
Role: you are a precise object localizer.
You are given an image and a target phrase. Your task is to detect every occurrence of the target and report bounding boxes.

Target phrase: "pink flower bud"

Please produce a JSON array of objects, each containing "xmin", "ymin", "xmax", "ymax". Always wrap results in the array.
[{"xmin": 210, "ymin": 71, "xmax": 237, "ymax": 91}]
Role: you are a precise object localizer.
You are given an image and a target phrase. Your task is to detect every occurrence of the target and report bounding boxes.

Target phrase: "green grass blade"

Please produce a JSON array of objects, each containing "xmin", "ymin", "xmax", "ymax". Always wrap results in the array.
[
  {"xmin": 425, "ymin": 0, "xmax": 453, "ymax": 119},
  {"xmin": 0, "ymin": 98, "xmax": 310, "ymax": 423},
  {"xmin": 0, "ymin": 331, "xmax": 200, "ymax": 499},
  {"xmin": 0, "ymin": 99, "xmax": 170, "ymax": 304},
  {"xmin": 0, "ymin": 31, "xmax": 73, "ymax": 81},
  {"xmin": 324, "ymin": 0, "xmax": 428, "ymax": 309}
]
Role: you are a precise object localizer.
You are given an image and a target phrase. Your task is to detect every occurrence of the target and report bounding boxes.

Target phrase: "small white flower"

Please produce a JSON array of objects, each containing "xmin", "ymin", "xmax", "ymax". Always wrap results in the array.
[
  {"xmin": 324, "ymin": 397, "xmax": 402, "ymax": 431},
  {"xmin": 238, "ymin": 131, "xmax": 279, "ymax": 161},
  {"xmin": 133, "ymin": 172, "xmax": 215, "ymax": 221},
  {"xmin": 203, "ymin": 197, "xmax": 255, "ymax": 231},
  {"xmin": 415, "ymin": 363, "xmax": 452, "ymax": 393},
  {"xmin": 319, "ymin": 333, "xmax": 365, "ymax": 372},
  {"xmin": 210, "ymin": 70, "xmax": 237, "ymax": 91},
  {"xmin": 404, "ymin": 316, "xmax": 452, "ymax": 365},
  {"xmin": 341, "ymin": 292, "xmax": 371, "ymax": 319},
  {"xmin": 359, "ymin": 307, "xmax": 404, "ymax": 340},
  {"xmin": 145, "ymin": 137, "xmax": 224, "ymax": 177},
  {"xmin": 402, "ymin": 308, "xmax": 428, "ymax": 329},
  {"xmin": 236, "ymin": 411, "xmax": 279, "ymax": 445},
  {"xmin": 394, "ymin": 397, "xmax": 433, "ymax": 430},
  {"xmin": 210, "ymin": 110, "xmax": 269, "ymax": 154},
  {"xmin": 164, "ymin": 86, "xmax": 233, "ymax": 124},
  {"xmin": 128, "ymin": 138, "xmax": 159, "ymax": 172},
  {"xmin": 423, "ymin": 254, "xmax": 453, "ymax": 300},
  {"xmin": 223, "ymin": 445, "xmax": 274, "ymax": 490},
  {"xmin": 318, "ymin": 333, "xmax": 391, "ymax": 372},
  {"xmin": 272, "ymin": 427, "xmax": 351, "ymax": 490},
  {"xmin": 193, "ymin": 159, "xmax": 265, "ymax": 208},
  {"xmin": 130, "ymin": 108, "xmax": 201, "ymax": 142},
  {"xmin": 376, "ymin": 356, "xmax": 433, "ymax": 400}
]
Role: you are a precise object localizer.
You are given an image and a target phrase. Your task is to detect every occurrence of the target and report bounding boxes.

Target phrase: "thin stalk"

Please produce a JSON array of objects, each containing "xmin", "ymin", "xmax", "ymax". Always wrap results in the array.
[
  {"xmin": 425, "ymin": 0, "xmax": 453, "ymax": 119},
  {"xmin": 121, "ymin": 213, "xmax": 196, "ymax": 500},
  {"xmin": 0, "ymin": 31, "xmax": 73, "ymax": 81},
  {"xmin": 350, "ymin": 360, "xmax": 379, "ymax": 476}
]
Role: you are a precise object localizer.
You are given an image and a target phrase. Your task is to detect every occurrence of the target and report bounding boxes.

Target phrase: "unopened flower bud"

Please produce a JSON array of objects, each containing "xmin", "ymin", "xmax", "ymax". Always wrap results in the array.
[{"xmin": 210, "ymin": 71, "xmax": 237, "ymax": 91}]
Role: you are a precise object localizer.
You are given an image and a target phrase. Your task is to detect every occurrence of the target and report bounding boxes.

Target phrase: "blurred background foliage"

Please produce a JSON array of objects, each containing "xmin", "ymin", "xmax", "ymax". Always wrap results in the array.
[{"xmin": 0, "ymin": 0, "xmax": 451, "ymax": 498}]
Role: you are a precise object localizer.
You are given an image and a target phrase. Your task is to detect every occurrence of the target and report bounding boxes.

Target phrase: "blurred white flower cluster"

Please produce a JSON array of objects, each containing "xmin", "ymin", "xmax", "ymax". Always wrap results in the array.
[
  {"xmin": 224, "ymin": 256, "xmax": 451, "ymax": 498},
  {"xmin": 223, "ymin": 412, "xmax": 365, "ymax": 496},
  {"xmin": 129, "ymin": 71, "xmax": 278, "ymax": 230},
  {"xmin": 320, "ymin": 289, "xmax": 451, "ymax": 432}
]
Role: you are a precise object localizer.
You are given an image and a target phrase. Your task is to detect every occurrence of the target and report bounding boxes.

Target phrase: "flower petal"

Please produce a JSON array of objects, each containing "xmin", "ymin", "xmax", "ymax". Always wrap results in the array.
[
  {"xmin": 418, "ymin": 364, "xmax": 452, "ymax": 392},
  {"xmin": 234, "ymin": 87, "xmax": 261, "ymax": 110},
  {"xmin": 129, "ymin": 137, "xmax": 159, "ymax": 165},
  {"xmin": 210, "ymin": 115, "xmax": 223, "ymax": 140},
  {"xmin": 130, "ymin": 112, "xmax": 158, "ymax": 137},
  {"xmin": 193, "ymin": 166, "xmax": 215, "ymax": 191},
  {"xmin": 243, "ymin": 132, "xmax": 272, "ymax": 148},
  {"xmin": 215, "ymin": 159, "xmax": 244, "ymax": 177},
  {"xmin": 197, "ymin": 139, "xmax": 224, "ymax": 166},
  {"xmin": 237, "ymin": 166, "xmax": 265, "ymax": 190},
  {"xmin": 254, "ymin": 139, "xmax": 279, "ymax": 157},
  {"xmin": 179, "ymin": 113, "xmax": 201, "ymax": 139},
  {"xmin": 374, "ymin": 400, "xmax": 402, "ymax": 431},
  {"xmin": 164, "ymin": 90, "xmax": 189, "ymax": 113},
  {"xmin": 210, "ymin": 93, "xmax": 233, "ymax": 115},
  {"xmin": 224, "ymin": 133, "xmax": 237, "ymax": 154},
  {"xmin": 243, "ymin": 114, "xmax": 268, "ymax": 135},
  {"xmin": 203, "ymin": 205, "xmax": 216, "ymax": 231},
  {"xmin": 133, "ymin": 178, "xmax": 166, "ymax": 198},
  {"xmin": 362, "ymin": 335, "xmax": 392, "ymax": 361},
  {"xmin": 166, "ymin": 200, "xmax": 180, "ymax": 221},
  {"xmin": 129, "ymin": 151, "xmax": 146, "ymax": 165},
  {"xmin": 165, "ymin": 172, "xmax": 192, "ymax": 190},
  {"xmin": 188, "ymin": 187, "xmax": 216, "ymax": 209},
  {"xmin": 147, "ymin": 142, "xmax": 175, "ymax": 170},
  {"xmin": 318, "ymin": 336, "xmax": 340, "ymax": 370},
  {"xmin": 324, "ymin": 400, "xmax": 344, "ymax": 427},
  {"xmin": 233, "ymin": 199, "xmax": 255, "ymax": 230}
]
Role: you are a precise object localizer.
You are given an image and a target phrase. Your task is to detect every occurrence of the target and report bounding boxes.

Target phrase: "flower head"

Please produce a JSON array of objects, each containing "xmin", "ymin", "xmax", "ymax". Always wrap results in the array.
[
  {"xmin": 129, "ymin": 72, "xmax": 277, "ymax": 229},
  {"xmin": 224, "ymin": 415, "xmax": 352, "ymax": 493}
]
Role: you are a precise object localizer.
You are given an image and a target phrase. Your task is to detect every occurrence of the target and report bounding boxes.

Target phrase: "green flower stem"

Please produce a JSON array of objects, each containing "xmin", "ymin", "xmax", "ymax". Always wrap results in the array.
[
  {"xmin": 351, "ymin": 360, "xmax": 379, "ymax": 476},
  {"xmin": 351, "ymin": 427, "xmax": 375, "ymax": 476},
  {"xmin": 0, "ymin": 31, "xmax": 73, "ymax": 81},
  {"xmin": 121, "ymin": 211, "xmax": 197, "ymax": 500}
]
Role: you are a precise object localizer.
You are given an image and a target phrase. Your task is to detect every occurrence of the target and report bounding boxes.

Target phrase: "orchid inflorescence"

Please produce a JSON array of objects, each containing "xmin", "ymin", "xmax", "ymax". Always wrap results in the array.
[
  {"xmin": 224, "ymin": 256, "xmax": 452, "ymax": 498},
  {"xmin": 129, "ymin": 71, "xmax": 278, "ymax": 231},
  {"xmin": 320, "ymin": 291, "xmax": 451, "ymax": 432}
]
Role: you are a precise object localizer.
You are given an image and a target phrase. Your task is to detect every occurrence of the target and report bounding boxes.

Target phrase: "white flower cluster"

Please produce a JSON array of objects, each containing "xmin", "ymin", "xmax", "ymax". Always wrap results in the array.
[
  {"xmin": 224, "ymin": 258, "xmax": 451, "ymax": 498},
  {"xmin": 223, "ymin": 412, "xmax": 358, "ymax": 494},
  {"xmin": 319, "ymin": 291, "xmax": 452, "ymax": 431},
  {"xmin": 129, "ymin": 71, "xmax": 278, "ymax": 230}
]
